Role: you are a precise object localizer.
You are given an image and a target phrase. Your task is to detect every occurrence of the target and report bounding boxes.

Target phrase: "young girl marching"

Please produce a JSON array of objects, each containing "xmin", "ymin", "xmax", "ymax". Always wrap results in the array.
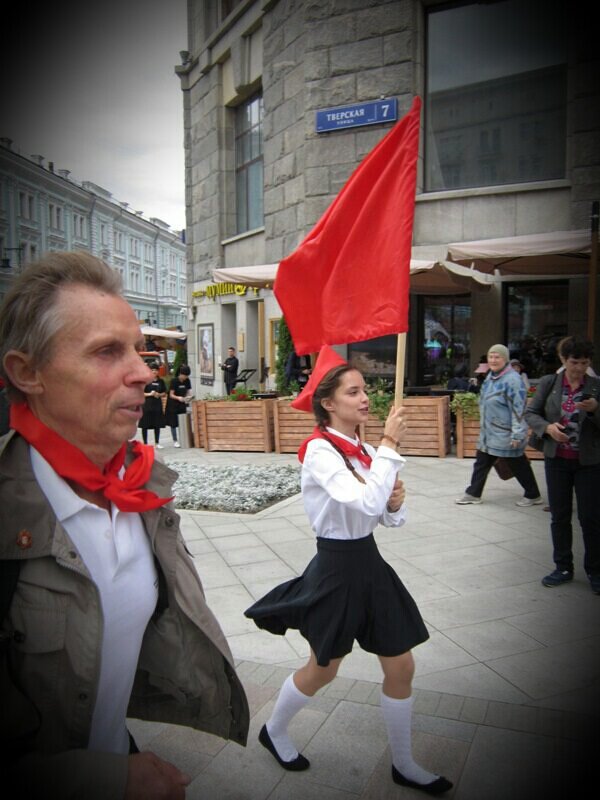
[{"xmin": 245, "ymin": 346, "xmax": 452, "ymax": 795}]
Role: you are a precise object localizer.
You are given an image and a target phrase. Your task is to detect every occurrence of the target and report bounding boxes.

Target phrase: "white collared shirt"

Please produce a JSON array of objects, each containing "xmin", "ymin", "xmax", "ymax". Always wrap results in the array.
[
  {"xmin": 301, "ymin": 427, "xmax": 407, "ymax": 540},
  {"xmin": 30, "ymin": 447, "xmax": 158, "ymax": 755}
]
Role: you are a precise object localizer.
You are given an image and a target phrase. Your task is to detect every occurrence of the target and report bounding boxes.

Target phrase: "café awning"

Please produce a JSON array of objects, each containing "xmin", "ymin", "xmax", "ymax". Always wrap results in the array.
[
  {"xmin": 408, "ymin": 259, "xmax": 497, "ymax": 294},
  {"xmin": 213, "ymin": 264, "xmax": 278, "ymax": 288},
  {"xmin": 447, "ymin": 230, "xmax": 590, "ymax": 276},
  {"xmin": 140, "ymin": 325, "xmax": 187, "ymax": 341},
  {"xmin": 213, "ymin": 259, "xmax": 496, "ymax": 295}
]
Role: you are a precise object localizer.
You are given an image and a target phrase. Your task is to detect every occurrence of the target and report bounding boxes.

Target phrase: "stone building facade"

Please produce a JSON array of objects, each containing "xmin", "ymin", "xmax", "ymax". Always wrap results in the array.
[
  {"xmin": 0, "ymin": 141, "xmax": 187, "ymax": 328},
  {"xmin": 177, "ymin": 0, "xmax": 599, "ymax": 397}
]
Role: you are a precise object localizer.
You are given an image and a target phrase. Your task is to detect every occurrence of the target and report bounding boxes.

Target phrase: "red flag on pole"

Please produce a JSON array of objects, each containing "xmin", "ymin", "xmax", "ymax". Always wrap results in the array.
[{"xmin": 274, "ymin": 96, "xmax": 421, "ymax": 356}]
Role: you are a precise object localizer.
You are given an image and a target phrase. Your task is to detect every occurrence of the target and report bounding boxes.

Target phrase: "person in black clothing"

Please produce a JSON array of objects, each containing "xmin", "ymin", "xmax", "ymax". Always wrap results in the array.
[
  {"xmin": 447, "ymin": 364, "xmax": 469, "ymax": 392},
  {"xmin": 285, "ymin": 350, "xmax": 312, "ymax": 393},
  {"xmin": 138, "ymin": 364, "xmax": 166, "ymax": 447},
  {"xmin": 220, "ymin": 346, "xmax": 239, "ymax": 395},
  {"xmin": 165, "ymin": 365, "xmax": 192, "ymax": 447}
]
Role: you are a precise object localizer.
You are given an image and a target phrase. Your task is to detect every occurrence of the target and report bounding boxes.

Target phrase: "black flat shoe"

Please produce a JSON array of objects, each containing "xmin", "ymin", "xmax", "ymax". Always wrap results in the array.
[
  {"xmin": 258, "ymin": 724, "xmax": 310, "ymax": 771},
  {"xmin": 392, "ymin": 765, "xmax": 453, "ymax": 795}
]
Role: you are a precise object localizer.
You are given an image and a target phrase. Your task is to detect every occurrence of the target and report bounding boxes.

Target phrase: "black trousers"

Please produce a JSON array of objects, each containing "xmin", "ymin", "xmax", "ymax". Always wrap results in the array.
[
  {"xmin": 141, "ymin": 427, "xmax": 160, "ymax": 444},
  {"xmin": 545, "ymin": 456, "xmax": 600, "ymax": 576},
  {"xmin": 466, "ymin": 450, "xmax": 540, "ymax": 499}
]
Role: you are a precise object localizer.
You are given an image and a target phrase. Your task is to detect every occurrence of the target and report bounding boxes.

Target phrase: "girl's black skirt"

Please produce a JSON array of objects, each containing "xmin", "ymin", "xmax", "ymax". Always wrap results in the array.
[{"xmin": 244, "ymin": 533, "xmax": 429, "ymax": 666}]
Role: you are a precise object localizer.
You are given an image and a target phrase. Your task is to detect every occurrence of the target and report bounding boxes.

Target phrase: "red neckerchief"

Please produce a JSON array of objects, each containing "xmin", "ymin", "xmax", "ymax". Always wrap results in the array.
[
  {"xmin": 298, "ymin": 426, "xmax": 372, "ymax": 468},
  {"xmin": 489, "ymin": 364, "xmax": 512, "ymax": 380},
  {"xmin": 10, "ymin": 402, "xmax": 172, "ymax": 513}
]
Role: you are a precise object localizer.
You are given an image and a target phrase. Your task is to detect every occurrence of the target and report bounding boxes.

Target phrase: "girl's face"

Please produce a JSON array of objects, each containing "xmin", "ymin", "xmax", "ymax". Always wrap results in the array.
[{"xmin": 321, "ymin": 369, "xmax": 369, "ymax": 435}]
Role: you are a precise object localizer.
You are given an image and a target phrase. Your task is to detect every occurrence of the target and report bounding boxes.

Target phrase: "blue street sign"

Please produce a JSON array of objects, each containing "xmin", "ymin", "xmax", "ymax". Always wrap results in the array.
[{"xmin": 316, "ymin": 98, "xmax": 398, "ymax": 133}]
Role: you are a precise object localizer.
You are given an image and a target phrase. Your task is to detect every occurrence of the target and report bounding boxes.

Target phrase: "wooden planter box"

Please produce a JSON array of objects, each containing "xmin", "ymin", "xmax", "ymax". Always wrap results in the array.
[
  {"xmin": 274, "ymin": 399, "xmax": 316, "ymax": 453},
  {"xmin": 198, "ymin": 399, "xmax": 275, "ymax": 452},
  {"xmin": 274, "ymin": 396, "xmax": 451, "ymax": 457},
  {"xmin": 361, "ymin": 396, "xmax": 451, "ymax": 458},
  {"xmin": 190, "ymin": 400, "xmax": 204, "ymax": 448},
  {"xmin": 455, "ymin": 410, "xmax": 544, "ymax": 459}
]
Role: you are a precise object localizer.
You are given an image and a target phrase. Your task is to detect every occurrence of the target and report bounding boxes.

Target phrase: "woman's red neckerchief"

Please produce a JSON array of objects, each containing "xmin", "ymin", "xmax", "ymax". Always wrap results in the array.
[
  {"xmin": 298, "ymin": 426, "xmax": 372, "ymax": 468},
  {"xmin": 10, "ymin": 402, "xmax": 172, "ymax": 512}
]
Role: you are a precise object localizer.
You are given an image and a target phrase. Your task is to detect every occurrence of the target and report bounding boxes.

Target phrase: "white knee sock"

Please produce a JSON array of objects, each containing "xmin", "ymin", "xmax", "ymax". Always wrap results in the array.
[
  {"xmin": 266, "ymin": 673, "xmax": 311, "ymax": 762},
  {"xmin": 380, "ymin": 692, "xmax": 439, "ymax": 785}
]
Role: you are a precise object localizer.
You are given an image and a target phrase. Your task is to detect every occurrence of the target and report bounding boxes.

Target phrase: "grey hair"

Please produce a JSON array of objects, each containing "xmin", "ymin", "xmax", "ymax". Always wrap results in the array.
[{"xmin": 0, "ymin": 251, "xmax": 123, "ymax": 400}]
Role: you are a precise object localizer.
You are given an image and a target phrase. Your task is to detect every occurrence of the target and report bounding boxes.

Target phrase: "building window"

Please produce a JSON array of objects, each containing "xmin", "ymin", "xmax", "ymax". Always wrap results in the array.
[
  {"xmin": 235, "ymin": 94, "xmax": 264, "ymax": 234},
  {"xmin": 19, "ymin": 192, "xmax": 35, "ymax": 220},
  {"xmin": 425, "ymin": 0, "xmax": 567, "ymax": 191},
  {"xmin": 48, "ymin": 203, "xmax": 63, "ymax": 230},
  {"xmin": 205, "ymin": 0, "xmax": 244, "ymax": 38},
  {"xmin": 505, "ymin": 281, "xmax": 569, "ymax": 378},
  {"xmin": 129, "ymin": 237, "xmax": 140, "ymax": 258},
  {"xmin": 419, "ymin": 296, "xmax": 472, "ymax": 386},
  {"xmin": 73, "ymin": 213, "xmax": 87, "ymax": 240}
]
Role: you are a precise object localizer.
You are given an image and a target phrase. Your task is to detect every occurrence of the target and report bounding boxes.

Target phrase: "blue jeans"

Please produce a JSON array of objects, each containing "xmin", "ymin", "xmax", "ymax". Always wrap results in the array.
[{"xmin": 544, "ymin": 456, "xmax": 600, "ymax": 576}]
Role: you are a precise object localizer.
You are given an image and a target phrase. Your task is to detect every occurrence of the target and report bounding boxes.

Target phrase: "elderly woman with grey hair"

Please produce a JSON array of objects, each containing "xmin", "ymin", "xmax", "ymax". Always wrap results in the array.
[{"xmin": 456, "ymin": 343, "xmax": 542, "ymax": 507}]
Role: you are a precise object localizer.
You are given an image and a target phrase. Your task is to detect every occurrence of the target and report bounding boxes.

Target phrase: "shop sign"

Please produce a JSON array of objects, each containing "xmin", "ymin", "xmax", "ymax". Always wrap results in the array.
[
  {"xmin": 191, "ymin": 283, "xmax": 260, "ymax": 301},
  {"xmin": 316, "ymin": 98, "xmax": 397, "ymax": 133}
]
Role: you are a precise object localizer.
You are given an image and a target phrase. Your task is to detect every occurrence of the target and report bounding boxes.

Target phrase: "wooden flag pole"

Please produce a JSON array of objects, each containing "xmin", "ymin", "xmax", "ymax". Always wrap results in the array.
[{"xmin": 394, "ymin": 332, "xmax": 406, "ymax": 407}]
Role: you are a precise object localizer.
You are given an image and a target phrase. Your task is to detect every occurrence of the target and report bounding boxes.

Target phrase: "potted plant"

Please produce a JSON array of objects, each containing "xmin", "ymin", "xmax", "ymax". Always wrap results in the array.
[
  {"xmin": 450, "ymin": 391, "xmax": 480, "ymax": 458},
  {"xmin": 361, "ymin": 380, "xmax": 451, "ymax": 457},
  {"xmin": 449, "ymin": 391, "xmax": 480, "ymax": 420},
  {"xmin": 193, "ymin": 390, "xmax": 276, "ymax": 452},
  {"xmin": 228, "ymin": 386, "xmax": 256, "ymax": 402}
]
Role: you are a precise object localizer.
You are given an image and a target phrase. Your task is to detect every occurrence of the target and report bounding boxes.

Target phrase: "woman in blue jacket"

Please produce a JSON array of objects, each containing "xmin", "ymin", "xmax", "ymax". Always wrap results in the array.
[{"xmin": 456, "ymin": 344, "xmax": 542, "ymax": 506}]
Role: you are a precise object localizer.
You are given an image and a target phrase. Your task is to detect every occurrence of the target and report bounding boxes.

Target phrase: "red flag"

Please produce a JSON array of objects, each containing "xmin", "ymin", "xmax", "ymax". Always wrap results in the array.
[{"xmin": 274, "ymin": 96, "xmax": 421, "ymax": 356}]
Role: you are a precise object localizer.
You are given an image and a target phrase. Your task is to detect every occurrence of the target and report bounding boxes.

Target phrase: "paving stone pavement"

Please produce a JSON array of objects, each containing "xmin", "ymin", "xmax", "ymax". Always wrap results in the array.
[{"xmin": 130, "ymin": 437, "xmax": 599, "ymax": 799}]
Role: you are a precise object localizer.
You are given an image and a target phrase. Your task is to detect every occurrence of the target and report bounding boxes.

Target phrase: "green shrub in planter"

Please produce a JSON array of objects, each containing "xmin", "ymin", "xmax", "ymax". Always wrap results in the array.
[
  {"xmin": 449, "ymin": 391, "xmax": 480, "ymax": 419},
  {"xmin": 366, "ymin": 379, "xmax": 393, "ymax": 422}
]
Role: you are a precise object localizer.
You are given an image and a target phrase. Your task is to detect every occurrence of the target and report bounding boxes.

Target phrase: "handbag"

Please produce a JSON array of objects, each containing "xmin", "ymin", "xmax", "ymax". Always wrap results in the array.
[
  {"xmin": 493, "ymin": 457, "xmax": 514, "ymax": 480},
  {"xmin": 526, "ymin": 374, "xmax": 558, "ymax": 453}
]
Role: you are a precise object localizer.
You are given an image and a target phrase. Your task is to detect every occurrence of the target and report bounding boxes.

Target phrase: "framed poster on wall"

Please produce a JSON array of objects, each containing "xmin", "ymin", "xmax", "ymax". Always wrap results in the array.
[{"xmin": 198, "ymin": 323, "xmax": 215, "ymax": 385}]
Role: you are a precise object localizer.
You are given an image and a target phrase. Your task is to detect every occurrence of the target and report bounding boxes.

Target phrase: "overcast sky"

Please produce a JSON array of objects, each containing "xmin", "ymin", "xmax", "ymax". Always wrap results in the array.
[{"xmin": 0, "ymin": 0, "xmax": 188, "ymax": 230}]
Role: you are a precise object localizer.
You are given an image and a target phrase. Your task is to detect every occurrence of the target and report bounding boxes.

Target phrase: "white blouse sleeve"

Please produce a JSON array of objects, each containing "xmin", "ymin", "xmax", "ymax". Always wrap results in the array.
[{"xmin": 303, "ymin": 439, "xmax": 405, "ymax": 518}]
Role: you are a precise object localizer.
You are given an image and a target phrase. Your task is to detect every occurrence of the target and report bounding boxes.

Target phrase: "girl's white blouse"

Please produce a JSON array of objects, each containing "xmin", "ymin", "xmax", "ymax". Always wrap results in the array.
[{"xmin": 301, "ymin": 427, "xmax": 407, "ymax": 540}]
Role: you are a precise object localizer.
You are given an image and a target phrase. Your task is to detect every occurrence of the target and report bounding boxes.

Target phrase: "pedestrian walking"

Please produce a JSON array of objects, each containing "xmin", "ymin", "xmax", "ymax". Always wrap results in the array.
[
  {"xmin": 456, "ymin": 343, "xmax": 542, "ymax": 507},
  {"xmin": 0, "ymin": 251, "xmax": 248, "ymax": 798},
  {"xmin": 245, "ymin": 345, "xmax": 452, "ymax": 795}
]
